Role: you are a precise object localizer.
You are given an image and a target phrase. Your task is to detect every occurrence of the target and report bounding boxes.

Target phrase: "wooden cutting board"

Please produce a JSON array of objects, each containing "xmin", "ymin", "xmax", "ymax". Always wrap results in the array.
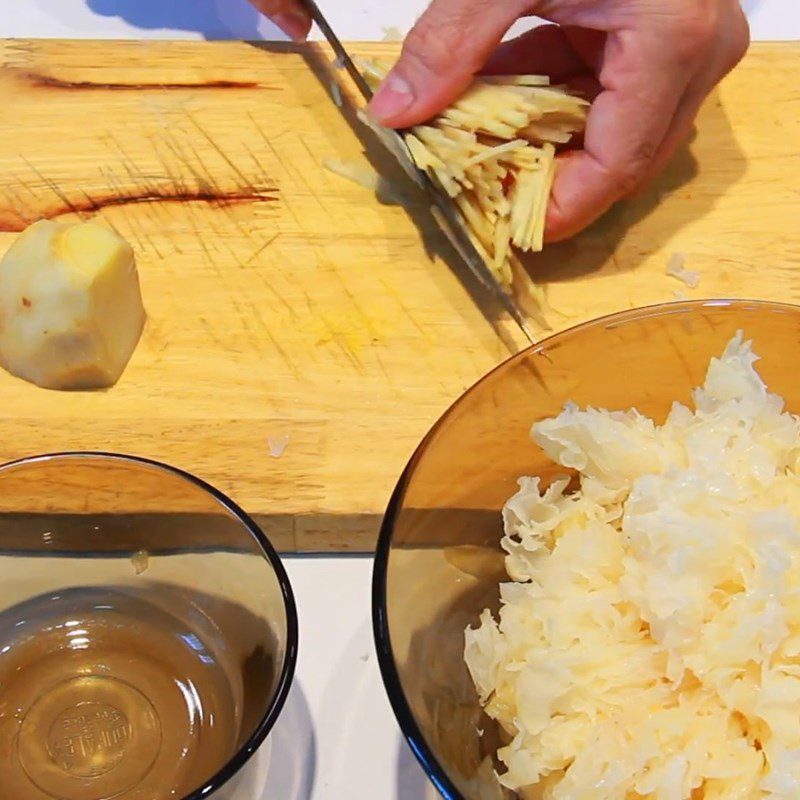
[{"xmin": 0, "ymin": 40, "xmax": 798, "ymax": 552}]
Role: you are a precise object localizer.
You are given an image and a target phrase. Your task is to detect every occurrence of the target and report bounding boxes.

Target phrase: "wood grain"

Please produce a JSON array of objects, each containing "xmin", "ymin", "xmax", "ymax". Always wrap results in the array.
[{"xmin": 0, "ymin": 40, "xmax": 798, "ymax": 551}]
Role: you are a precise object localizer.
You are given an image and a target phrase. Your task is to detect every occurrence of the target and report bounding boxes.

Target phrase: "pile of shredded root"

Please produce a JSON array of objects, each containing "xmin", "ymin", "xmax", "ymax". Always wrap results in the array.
[
  {"xmin": 466, "ymin": 333, "xmax": 800, "ymax": 799},
  {"xmin": 358, "ymin": 60, "xmax": 588, "ymax": 285}
]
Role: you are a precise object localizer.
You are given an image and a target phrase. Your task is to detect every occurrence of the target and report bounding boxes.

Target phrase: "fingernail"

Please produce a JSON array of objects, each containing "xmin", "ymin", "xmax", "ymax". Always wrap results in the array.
[
  {"xmin": 367, "ymin": 71, "xmax": 415, "ymax": 123},
  {"xmin": 273, "ymin": 12, "xmax": 310, "ymax": 42}
]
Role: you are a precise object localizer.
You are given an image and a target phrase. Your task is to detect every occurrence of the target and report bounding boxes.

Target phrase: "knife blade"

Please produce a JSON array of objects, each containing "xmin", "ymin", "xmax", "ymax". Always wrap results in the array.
[{"xmin": 299, "ymin": 0, "xmax": 535, "ymax": 345}]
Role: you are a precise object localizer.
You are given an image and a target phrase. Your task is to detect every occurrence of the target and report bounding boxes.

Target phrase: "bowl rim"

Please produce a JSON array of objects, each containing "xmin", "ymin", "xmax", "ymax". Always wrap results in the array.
[
  {"xmin": 0, "ymin": 450, "xmax": 299, "ymax": 800},
  {"xmin": 372, "ymin": 297, "xmax": 800, "ymax": 799}
]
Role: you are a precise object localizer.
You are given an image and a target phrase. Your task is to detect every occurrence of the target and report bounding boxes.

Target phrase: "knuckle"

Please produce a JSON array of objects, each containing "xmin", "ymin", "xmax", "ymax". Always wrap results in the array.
[
  {"xmin": 608, "ymin": 142, "xmax": 658, "ymax": 196},
  {"xmin": 669, "ymin": 2, "xmax": 750, "ymax": 73},
  {"xmin": 726, "ymin": 11, "xmax": 751, "ymax": 68},
  {"xmin": 403, "ymin": 1, "xmax": 500, "ymax": 76},
  {"xmin": 665, "ymin": 4, "xmax": 720, "ymax": 58},
  {"xmin": 402, "ymin": 21, "xmax": 459, "ymax": 75},
  {"xmin": 663, "ymin": 1, "xmax": 750, "ymax": 73}
]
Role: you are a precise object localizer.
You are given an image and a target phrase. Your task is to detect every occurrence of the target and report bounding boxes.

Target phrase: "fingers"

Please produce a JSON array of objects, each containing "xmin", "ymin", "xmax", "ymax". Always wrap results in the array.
[
  {"xmin": 633, "ymin": 54, "xmax": 749, "ymax": 191},
  {"xmin": 561, "ymin": 26, "xmax": 607, "ymax": 74},
  {"xmin": 628, "ymin": 80, "xmax": 710, "ymax": 195},
  {"xmin": 361, "ymin": 0, "xmax": 750, "ymax": 245},
  {"xmin": 547, "ymin": 0, "xmax": 750, "ymax": 239},
  {"xmin": 482, "ymin": 24, "xmax": 589, "ymax": 79},
  {"xmin": 249, "ymin": 0, "xmax": 312, "ymax": 41},
  {"xmin": 544, "ymin": 30, "xmax": 693, "ymax": 242},
  {"xmin": 367, "ymin": 0, "xmax": 530, "ymax": 127},
  {"xmin": 586, "ymin": 2, "xmax": 750, "ymax": 204}
]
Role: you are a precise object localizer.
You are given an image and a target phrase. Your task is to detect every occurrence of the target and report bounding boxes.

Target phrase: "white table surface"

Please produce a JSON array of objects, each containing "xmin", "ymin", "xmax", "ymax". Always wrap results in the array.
[{"xmin": 3, "ymin": 3, "xmax": 800, "ymax": 799}]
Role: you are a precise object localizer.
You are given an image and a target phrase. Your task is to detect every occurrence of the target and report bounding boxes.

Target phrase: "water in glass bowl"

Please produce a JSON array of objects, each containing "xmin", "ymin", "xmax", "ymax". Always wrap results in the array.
[{"xmin": 0, "ymin": 586, "xmax": 243, "ymax": 800}]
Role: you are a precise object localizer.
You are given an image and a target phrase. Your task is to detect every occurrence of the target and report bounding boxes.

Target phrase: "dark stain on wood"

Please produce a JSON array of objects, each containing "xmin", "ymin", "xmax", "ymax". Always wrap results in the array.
[
  {"xmin": 0, "ymin": 187, "xmax": 280, "ymax": 232},
  {"xmin": 0, "ymin": 209, "xmax": 31, "ymax": 233},
  {"xmin": 17, "ymin": 72, "xmax": 271, "ymax": 92}
]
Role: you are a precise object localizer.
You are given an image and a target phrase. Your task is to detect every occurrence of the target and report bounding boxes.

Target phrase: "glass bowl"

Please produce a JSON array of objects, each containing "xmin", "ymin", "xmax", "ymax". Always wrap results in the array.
[
  {"xmin": 0, "ymin": 452, "xmax": 297, "ymax": 800},
  {"xmin": 373, "ymin": 299, "xmax": 800, "ymax": 799}
]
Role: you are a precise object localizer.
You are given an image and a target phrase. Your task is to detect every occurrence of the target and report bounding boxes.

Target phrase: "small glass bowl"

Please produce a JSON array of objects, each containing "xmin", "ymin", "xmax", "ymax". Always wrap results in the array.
[{"xmin": 0, "ymin": 452, "xmax": 298, "ymax": 800}]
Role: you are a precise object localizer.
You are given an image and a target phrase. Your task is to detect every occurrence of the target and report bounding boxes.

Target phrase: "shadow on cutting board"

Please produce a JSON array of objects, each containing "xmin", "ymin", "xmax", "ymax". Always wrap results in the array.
[
  {"xmin": 249, "ymin": 41, "xmax": 527, "ymax": 357},
  {"xmin": 516, "ymin": 88, "xmax": 747, "ymax": 285}
]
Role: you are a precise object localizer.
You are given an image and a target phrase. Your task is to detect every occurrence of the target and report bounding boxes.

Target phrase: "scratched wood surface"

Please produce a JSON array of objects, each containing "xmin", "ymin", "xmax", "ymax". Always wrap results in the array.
[{"xmin": 0, "ymin": 40, "xmax": 798, "ymax": 552}]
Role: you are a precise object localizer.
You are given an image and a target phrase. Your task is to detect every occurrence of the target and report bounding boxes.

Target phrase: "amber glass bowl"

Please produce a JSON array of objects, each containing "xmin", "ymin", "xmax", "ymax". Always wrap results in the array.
[{"xmin": 373, "ymin": 299, "xmax": 800, "ymax": 799}]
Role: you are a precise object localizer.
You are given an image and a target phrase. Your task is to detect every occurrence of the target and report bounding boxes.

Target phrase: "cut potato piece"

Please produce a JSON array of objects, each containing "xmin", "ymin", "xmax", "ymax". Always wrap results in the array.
[
  {"xmin": 356, "ymin": 58, "xmax": 589, "ymax": 285},
  {"xmin": 0, "ymin": 219, "xmax": 145, "ymax": 390}
]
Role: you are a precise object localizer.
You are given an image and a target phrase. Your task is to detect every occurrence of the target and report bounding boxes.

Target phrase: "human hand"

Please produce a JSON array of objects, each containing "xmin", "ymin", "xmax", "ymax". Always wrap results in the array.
[
  {"xmin": 248, "ymin": 0, "xmax": 748, "ymax": 241},
  {"xmin": 249, "ymin": 0, "xmax": 312, "ymax": 42},
  {"xmin": 363, "ymin": 0, "xmax": 750, "ymax": 241}
]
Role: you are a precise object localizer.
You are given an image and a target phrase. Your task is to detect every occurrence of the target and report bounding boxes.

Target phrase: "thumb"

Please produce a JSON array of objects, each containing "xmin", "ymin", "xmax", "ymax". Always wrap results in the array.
[{"xmin": 367, "ymin": 0, "xmax": 531, "ymax": 127}]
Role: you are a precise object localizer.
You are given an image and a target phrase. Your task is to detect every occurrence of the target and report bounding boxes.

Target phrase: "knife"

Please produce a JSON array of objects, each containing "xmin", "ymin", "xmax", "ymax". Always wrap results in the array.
[{"xmin": 300, "ymin": 0, "xmax": 536, "ymax": 346}]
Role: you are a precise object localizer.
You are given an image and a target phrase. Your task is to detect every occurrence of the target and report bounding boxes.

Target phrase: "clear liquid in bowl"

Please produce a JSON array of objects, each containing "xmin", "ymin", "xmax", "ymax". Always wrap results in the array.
[{"xmin": 0, "ymin": 587, "xmax": 243, "ymax": 800}]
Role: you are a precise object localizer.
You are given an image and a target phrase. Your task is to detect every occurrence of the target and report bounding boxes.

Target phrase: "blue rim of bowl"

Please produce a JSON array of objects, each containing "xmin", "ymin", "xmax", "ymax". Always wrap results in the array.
[
  {"xmin": 0, "ymin": 450, "xmax": 299, "ymax": 800},
  {"xmin": 372, "ymin": 298, "xmax": 800, "ymax": 798}
]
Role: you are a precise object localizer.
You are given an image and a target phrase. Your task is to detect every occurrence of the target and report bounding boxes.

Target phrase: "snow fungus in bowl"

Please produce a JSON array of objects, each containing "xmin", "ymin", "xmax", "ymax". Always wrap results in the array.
[{"xmin": 373, "ymin": 300, "xmax": 800, "ymax": 800}]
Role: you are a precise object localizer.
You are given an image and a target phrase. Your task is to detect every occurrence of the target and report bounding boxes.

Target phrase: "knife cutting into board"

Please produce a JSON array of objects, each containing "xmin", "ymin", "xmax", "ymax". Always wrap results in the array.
[{"xmin": 299, "ymin": 0, "xmax": 536, "ymax": 346}]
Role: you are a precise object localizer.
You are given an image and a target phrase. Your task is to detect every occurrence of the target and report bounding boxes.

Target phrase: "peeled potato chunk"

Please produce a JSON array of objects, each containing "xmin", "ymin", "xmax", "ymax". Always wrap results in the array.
[{"xmin": 0, "ymin": 219, "xmax": 145, "ymax": 390}]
